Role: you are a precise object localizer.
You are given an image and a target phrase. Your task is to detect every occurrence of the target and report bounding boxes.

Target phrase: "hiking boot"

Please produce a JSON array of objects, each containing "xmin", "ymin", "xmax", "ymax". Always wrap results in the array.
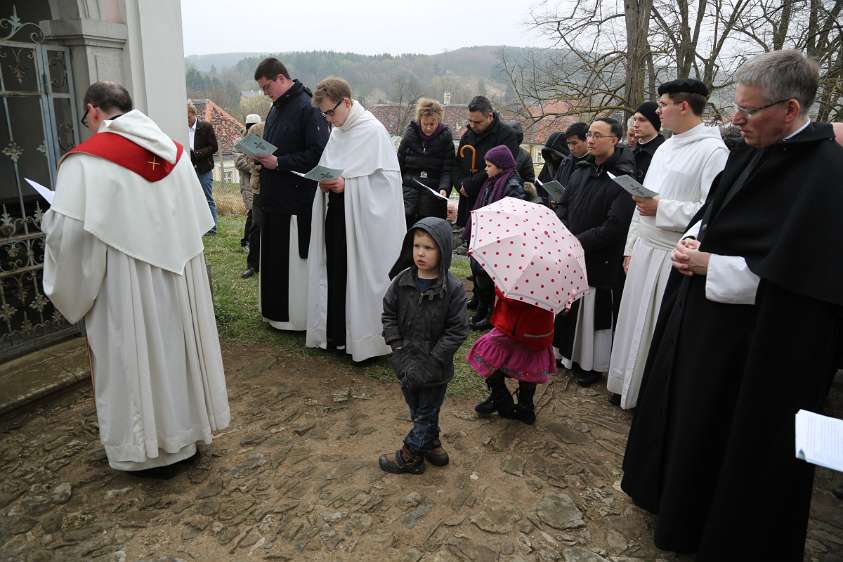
[
  {"xmin": 379, "ymin": 446, "xmax": 425, "ymax": 475},
  {"xmin": 424, "ymin": 440, "xmax": 449, "ymax": 467}
]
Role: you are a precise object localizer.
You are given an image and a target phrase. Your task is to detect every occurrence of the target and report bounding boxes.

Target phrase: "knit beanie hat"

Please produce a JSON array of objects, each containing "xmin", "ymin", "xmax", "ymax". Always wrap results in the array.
[
  {"xmin": 484, "ymin": 145, "xmax": 516, "ymax": 169},
  {"xmin": 635, "ymin": 101, "xmax": 661, "ymax": 132}
]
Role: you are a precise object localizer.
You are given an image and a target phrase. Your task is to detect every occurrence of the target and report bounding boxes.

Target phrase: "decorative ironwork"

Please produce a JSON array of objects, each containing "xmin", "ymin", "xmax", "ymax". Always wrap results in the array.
[
  {"xmin": 0, "ymin": 27, "xmax": 81, "ymax": 360},
  {"xmin": 0, "ymin": 5, "xmax": 44, "ymax": 44}
]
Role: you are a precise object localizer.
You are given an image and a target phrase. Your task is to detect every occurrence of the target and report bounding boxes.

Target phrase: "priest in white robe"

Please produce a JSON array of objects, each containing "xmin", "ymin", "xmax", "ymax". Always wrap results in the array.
[
  {"xmin": 42, "ymin": 81, "xmax": 230, "ymax": 471},
  {"xmin": 607, "ymin": 79, "xmax": 728, "ymax": 409},
  {"xmin": 306, "ymin": 77, "xmax": 406, "ymax": 362}
]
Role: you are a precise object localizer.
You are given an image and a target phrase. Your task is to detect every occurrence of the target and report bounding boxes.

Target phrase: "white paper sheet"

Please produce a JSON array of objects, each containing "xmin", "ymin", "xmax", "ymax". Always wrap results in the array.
[
  {"xmin": 795, "ymin": 409, "xmax": 843, "ymax": 472},
  {"xmin": 413, "ymin": 178, "xmax": 448, "ymax": 200},
  {"xmin": 24, "ymin": 178, "xmax": 54, "ymax": 205}
]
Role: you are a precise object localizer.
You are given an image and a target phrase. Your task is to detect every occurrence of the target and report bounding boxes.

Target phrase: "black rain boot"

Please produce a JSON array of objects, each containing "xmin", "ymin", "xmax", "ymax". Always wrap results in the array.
[
  {"xmin": 488, "ymin": 372, "xmax": 516, "ymax": 419},
  {"xmin": 513, "ymin": 382, "xmax": 537, "ymax": 425},
  {"xmin": 379, "ymin": 445, "xmax": 425, "ymax": 475},
  {"xmin": 475, "ymin": 379, "xmax": 497, "ymax": 416}
]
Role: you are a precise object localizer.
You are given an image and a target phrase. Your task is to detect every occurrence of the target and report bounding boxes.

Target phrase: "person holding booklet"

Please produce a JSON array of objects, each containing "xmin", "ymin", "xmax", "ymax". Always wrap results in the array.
[
  {"xmin": 622, "ymin": 50, "xmax": 843, "ymax": 560},
  {"xmin": 41, "ymin": 81, "xmax": 230, "ymax": 473},
  {"xmin": 306, "ymin": 77, "xmax": 406, "ymax": 362},
  {"xmin": 252, "ymin": 58, "xmax": 330, "ymax": 332},
  {"xmin": 553, "ymin": 118, "xmax": 635, "ymax": 387},
  {"xmin": 606, "ymin": 78, "xmax": 728, "ymax": 408}
]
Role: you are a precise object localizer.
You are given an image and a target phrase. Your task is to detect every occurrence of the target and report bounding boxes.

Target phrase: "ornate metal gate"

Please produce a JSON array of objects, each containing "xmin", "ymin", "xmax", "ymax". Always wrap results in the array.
[{"xmin": 0, "ymin": 7, "xmax": 81, "ymax": 361}]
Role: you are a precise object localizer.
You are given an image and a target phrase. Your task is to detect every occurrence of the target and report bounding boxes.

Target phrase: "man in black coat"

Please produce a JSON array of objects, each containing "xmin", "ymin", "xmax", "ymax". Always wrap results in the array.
[
  {"xmin": 622, "ymin": 50, "xmax": 843, "ymax": 560},
  {"xmin": 555, "ymin": 122, "xmax": 590, "ymax": 188},
  {"xmin": 453, "ymin": 96, "xmax": 519, "ymax": 227},
  {"xmin": 553, "ymin": 118, "xmax": 635, "ymax": 386},
  {"xmin": 253, "ymin": 57, "xmax": 330, "ymax": 330},
  {"xmin": 631, "ymin": 101, "xmax": 666, "ymax": 181},
  {"xmin": 188, "ymin": 101, "xmax": 218, "ymax": 234}
]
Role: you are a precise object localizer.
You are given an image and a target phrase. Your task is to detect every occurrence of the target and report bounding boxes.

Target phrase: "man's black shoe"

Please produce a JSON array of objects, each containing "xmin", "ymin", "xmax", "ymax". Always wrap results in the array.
[
  {"xmin": 241, "ymin": 268, "xmax": 256, "ymax": 279},
  {"xmin": 575, "ymin": 370, "xmax": 602, "ymax": 387},
  {"xmin": 608, "ymin": 392, "xmax": 621, "ymax": 406}
]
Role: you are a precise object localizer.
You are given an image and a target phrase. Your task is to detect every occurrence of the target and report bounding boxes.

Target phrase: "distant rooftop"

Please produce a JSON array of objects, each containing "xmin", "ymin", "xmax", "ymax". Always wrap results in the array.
[{"xmin": 191, "ymin": 99, "xmax": 245, "ymax": 155}]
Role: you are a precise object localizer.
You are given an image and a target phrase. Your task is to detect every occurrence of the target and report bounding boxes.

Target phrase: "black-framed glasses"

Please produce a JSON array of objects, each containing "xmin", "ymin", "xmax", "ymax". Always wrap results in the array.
[
  {"xmin": 321, "ymin": 99, "xmax": 343, "ymax": 118},
  {"xmin": 585, "ymin": 131, "xmax": 616, "ymax": 140},
  {"xmin": 733, "ymin": 98, "xmax": 792, "ymax": 119},
  {"xmin": 80, "ymin": 106, "xmax": 90, "ymax": 128}
]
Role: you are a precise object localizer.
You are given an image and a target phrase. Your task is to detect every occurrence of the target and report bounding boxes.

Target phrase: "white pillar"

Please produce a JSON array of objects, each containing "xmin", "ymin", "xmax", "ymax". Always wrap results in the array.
[{"xmin": 122, "ymin": 0, "xmax": 187, "ymax": 142}]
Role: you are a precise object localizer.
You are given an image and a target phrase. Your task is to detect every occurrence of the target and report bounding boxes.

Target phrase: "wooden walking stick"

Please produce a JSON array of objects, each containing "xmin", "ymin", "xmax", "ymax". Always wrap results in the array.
[{"xmin": 459, "ymin": 144, "xmax": 478, "ymax": 174}]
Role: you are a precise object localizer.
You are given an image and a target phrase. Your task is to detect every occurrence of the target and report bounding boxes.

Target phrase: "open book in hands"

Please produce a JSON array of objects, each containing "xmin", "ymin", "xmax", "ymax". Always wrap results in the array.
[
  {"xmin": 607, "ymin": 171, "xmax": 659, "ymax": 198},
  {"xmin": 234, "ymin": 134, "xmax": 277, "ymax": 158},
  {"xmin": 535, "ymin": 178, "xmax": 566, "ymax": 203}
]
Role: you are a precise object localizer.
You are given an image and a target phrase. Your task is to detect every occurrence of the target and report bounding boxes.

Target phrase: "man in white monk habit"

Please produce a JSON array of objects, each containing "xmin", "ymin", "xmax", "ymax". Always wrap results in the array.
[
  {"xmin": 606, "ymin": 78, "xmax": 728, "ymax": 408},
  {"xmin": 306, "ymin": 77, "xmax": 406, "ymax": 362},
  {"xmin": 42, "ymin": 81, "xmax": 230, "ymax": 472}
]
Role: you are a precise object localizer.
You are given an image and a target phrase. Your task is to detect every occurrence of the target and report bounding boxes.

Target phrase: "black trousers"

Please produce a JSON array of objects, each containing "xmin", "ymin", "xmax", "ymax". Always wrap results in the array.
[{"xmin": 325, "ymin": 192, "xmax": 347, "ymax": 348}]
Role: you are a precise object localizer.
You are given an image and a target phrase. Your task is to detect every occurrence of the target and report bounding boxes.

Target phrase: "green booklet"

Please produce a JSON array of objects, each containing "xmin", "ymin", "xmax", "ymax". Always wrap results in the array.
[
  {"xmin": 535, "ymin": 178, "xmax": 566, "ymax": 203},
  {"xmin": 234, "ymin": 134, "xmax": 277, "ymax": 158}
]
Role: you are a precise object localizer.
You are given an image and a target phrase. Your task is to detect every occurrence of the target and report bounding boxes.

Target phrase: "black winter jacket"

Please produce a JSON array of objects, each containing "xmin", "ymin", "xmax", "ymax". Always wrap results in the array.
[
  {"xmin": 383, "ymin": 218, "xmax": 469, "ymax": 388},
  {"xmin": 633, "ymin": 134, "xmax": 666, "ymax": 181},
  {"xmin": 454, "ymin": 113, "xmax": 519, "ymax": 225},
  {"xmin": 397, "ymin": 122, "xmax": 455, "ymax": 218},
  {"xmin": 260, "ymin": 80, "xmax": 330, "ymax": 216},
  {"xmin": 556, "ymin": 147, "xmax": 636, "ymax": 289}
]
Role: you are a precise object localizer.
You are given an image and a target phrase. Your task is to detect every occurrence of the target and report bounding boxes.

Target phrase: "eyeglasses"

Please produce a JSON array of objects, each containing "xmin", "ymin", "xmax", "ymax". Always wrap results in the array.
[
  {"xmin": 585, "ymin": 132, "xmax": 616, "ymax": 140},
  {"xmin": 321, "ymin": 99, "xmax": 343, "ymax": 118},
  {"xmin": 80, "ymin": 106, "xmax": 90, "ymax": 128},
  {"xmin": 733, "ymin": 98, "xmax": 791, "ymax": 119}
]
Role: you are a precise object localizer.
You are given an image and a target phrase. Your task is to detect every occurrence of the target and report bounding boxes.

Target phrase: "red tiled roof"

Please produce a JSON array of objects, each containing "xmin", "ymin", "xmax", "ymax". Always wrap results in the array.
[
  {"xmin": 192, "ymin": 98, "xmax": 245, "ymax": 155},
  {"xmin": 369, "ymin": 101, "xmax": 576, "ymax": 147}
]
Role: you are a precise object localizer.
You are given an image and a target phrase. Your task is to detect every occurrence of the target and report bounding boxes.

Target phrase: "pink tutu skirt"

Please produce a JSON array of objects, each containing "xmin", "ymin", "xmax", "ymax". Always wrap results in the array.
[{"xmin": 467, "ymin": 328, "xmax": 556, "ymax": 384}]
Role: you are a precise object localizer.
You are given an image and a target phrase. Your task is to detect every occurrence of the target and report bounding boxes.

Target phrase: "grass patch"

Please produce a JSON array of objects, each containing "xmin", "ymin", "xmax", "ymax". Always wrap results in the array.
[{"xmin": 204, "ymin": 214, "xmax": 485, "ymax": 397}]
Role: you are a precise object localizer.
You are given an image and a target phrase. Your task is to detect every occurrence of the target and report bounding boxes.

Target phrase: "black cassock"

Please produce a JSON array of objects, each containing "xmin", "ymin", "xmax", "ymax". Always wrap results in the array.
[{"xmin": 622, "ymin": 123, "xmax": 843, "ymax": 561}]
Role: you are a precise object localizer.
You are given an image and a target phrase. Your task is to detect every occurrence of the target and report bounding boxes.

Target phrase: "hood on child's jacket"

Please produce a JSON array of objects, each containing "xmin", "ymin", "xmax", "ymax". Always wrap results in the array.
[{"xmin": 388, "ymin": 216, "xmax": 453, "ymax": 281}]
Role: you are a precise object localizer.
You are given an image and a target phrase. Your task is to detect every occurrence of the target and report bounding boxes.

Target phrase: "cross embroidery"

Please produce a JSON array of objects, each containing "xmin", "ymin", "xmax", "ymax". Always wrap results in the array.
[{"xmin": 147, "ymin": 156, "xmax": 160, "ymax": 171}]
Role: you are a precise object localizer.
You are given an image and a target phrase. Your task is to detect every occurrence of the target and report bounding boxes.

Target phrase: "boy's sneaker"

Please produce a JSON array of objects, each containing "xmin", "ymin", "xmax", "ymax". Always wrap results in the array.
[
  {"xmin": 424, "ymin": 440, "xmax": 449, "ymax": 466},
  {"xmin": 379, "ymin": 446, "xmax": 425, "ymax": 475}
]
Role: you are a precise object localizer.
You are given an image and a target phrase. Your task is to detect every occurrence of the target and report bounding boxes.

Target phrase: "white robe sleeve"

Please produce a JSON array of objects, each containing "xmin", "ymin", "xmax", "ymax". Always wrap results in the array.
[
  {"xmin": 624, "ymin": 210, "xmax": 640, "ymax": 256},
  {"xmin": 705, "ymin": 254, "xmax": 760, "ymax": 305},
  {"xmin": 41, "ymin": 210, "xmax": 107, "ymax": 323},
  {"xmin": 655, "ymin": 146, "xmax": 728, "ymax": 232}
]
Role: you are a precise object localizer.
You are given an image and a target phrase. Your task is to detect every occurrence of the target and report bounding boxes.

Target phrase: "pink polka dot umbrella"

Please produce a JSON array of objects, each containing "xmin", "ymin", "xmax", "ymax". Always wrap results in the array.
[{"xmin": 468, "ymin": 197, "xmax": 588, "ymax": 314}]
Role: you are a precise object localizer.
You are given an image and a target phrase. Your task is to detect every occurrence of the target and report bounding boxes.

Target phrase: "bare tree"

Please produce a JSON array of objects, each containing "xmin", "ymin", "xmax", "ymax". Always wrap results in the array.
[
  {"xmin": 504, "ymin": 0, "xmax": 842, "ymax": 126},
  {"xmin": 388, "ymin": 74, "xmax": 424, "ymax": 135}
]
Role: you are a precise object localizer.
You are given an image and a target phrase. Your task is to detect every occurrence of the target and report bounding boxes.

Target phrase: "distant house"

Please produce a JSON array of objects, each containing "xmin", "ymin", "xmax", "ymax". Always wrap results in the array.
[{"xmin": 191, "ymin": 99, "xmax": 245, "ymax": 184}]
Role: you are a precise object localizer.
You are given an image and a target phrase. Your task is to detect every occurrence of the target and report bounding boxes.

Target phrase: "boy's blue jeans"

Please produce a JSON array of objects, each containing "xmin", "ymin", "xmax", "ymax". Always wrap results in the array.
[{"xmin": 401, "ymin": 383, "xmax": 447, "ymax": 454}]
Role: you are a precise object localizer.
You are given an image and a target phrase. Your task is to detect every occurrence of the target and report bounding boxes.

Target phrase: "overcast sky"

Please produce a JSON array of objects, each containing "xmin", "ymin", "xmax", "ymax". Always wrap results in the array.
[{"xmin": 180, "ymin": 0, "xmax": 545, "ymax": 56}]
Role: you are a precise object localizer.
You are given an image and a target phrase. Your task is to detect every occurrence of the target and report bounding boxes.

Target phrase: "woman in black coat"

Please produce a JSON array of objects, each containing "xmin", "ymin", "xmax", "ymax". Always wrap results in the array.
[{"xmin": 396, "ymin": 98, "xmax": 456, "ymax": 227}]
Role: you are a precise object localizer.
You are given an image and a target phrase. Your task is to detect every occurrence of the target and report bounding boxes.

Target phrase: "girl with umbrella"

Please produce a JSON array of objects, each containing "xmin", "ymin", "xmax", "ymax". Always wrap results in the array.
[{"xmin": 465, "ymin": 197, "xmax": 588, "ymax": 424}]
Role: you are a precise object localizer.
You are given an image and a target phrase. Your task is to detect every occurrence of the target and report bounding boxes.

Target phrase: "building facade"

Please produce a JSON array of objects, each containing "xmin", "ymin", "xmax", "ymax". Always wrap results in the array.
[{"xmin": 0, "ymin": 0, "xmax": 188, "ymax": 361}]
